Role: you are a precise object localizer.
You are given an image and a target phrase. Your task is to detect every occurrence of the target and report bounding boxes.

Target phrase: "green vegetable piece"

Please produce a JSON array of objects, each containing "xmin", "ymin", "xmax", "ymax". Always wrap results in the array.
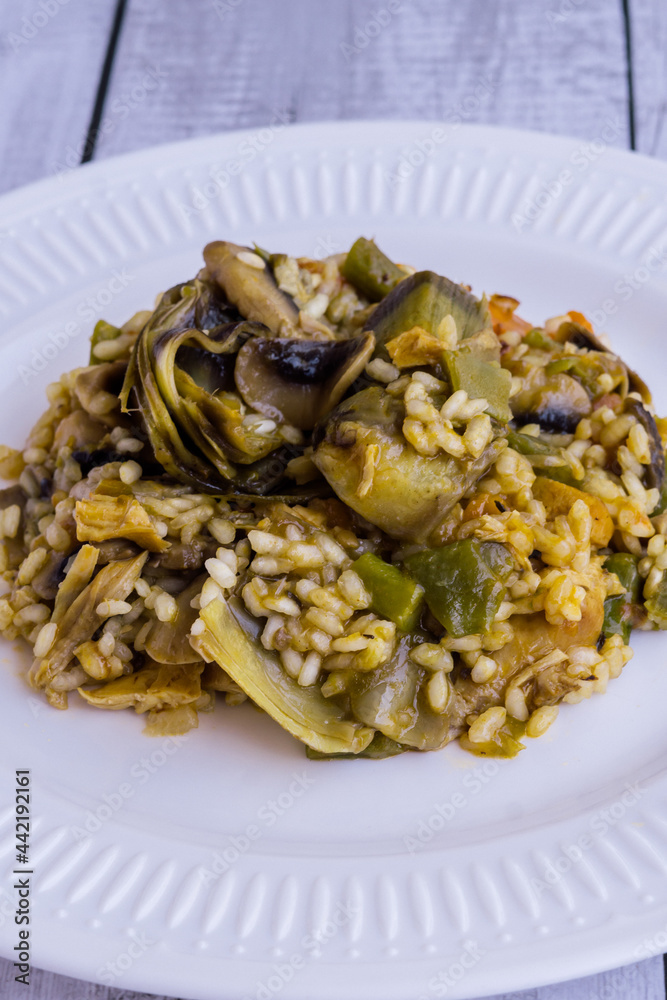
[
  {"xmin": 193, "ymin": 596, "xmax": 374, "ymax": 754},
  {"xmin": 545, "ymin": 357, "xmax": 579, "ymax": 376},
  {"xmin": 524, "ymin": 328, "xmax": 553, "ymax": 350},
  {"xmin": 353, "ymin": 552, "xmax": 424, "ymax": 631},
  {"xmin": 404, "ymin": 539, "xmax": 514, "ymax": 638},
  {"xmin": 507, "ymin": 429, "xmax": 579, "ymax": 487},
  {"xmin": 305, "ymin": 732, "xmax": 408, "ymax": 760},
  {"xmin": 645, "ymin": 576, "xmax": 667, "ymax": 630},
  {"xmin": 654, "ymin": 473, "xmax": 667, "ymax": 516},
  {"xmin": 444, "ymin": 351, "xmax": 512, "ymax": 423},
  {"xmin": 340, "ymin": 238, "xmax": 404, "ymax": 302},
  {"xmin": 459, "ymin": 731, "xmax": 524, "ymax": 758},
  {"xmin": 536, "ymin": 466, "xmax": 580, "ymax": 488},
  {"xmin": 602, "ymin": 553, "xmax": 641, "ymax": 643},
  {"xmin": 89, "ymin": 320, "xmax": 121, "ymax": 364},
  {"xmin": 364, "ymin": 270, "xmax": 491, "ymax": 348}
]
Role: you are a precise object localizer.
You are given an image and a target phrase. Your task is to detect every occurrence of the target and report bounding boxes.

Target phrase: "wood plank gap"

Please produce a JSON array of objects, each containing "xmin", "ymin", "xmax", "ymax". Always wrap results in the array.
[
  {"xmin": 621, "ymin": 0, "xmax": 636, "ymax": 149},
  {"xmin": 80, "ymin": 0, "xmax": 129, "ymax": 163}
]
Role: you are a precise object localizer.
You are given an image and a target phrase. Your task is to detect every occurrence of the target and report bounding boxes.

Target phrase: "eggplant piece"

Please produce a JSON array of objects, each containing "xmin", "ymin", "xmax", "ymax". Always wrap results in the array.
[
  {"xmin": 624, "ymin": 397, "xmax": 665, "ymax": 493},
  {"xmin": 313, "ymin": 386, "xmax": 505, "ymax": 544},
  {"xmin": 192, "ymin": 596, "xmax": 375, "ymax": 754},
  {"xmin": 348, "ymin": 631, "xmax": 459, "ymax": 751},
  {"xmin": 234, "ymin": 333, "xmax": 375, "ymax": 430},
  {"xmin": 203, "ymin": 241, "xmax": 300, "ymax": 337},
  {"xmin": 364, "ymin": 270, "xmax": 491, "ymax": 348}
]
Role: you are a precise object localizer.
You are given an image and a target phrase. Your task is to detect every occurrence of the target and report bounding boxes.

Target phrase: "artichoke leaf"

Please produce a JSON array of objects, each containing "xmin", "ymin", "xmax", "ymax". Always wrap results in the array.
[
  {"xmin": 79, "ymin": 661, "xmax": 204, "ymax": 712},
  {"xmin": 192, "ymin": 596, "xmax": 375, "ymax": 754},
  {"xmin": 75, "ymin": 494, "xmax": 170, "ymax": 552},
  {"xmin": 30, "ymin": 552, "xmax": 148, "ymax": 688}
]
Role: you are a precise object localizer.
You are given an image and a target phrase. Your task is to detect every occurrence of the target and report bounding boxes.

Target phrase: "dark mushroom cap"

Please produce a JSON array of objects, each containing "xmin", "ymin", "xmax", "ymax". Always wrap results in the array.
[{"xmin": 234, "ymin": 333, "xmax": 375, "ymax": 430}]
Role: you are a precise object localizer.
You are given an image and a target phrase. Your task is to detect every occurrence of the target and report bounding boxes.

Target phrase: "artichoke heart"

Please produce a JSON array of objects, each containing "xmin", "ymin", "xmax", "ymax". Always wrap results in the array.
[
  {"xmin": 192, "ymin": 596, "xmax": 375, "ymax": 754},
  {"xmin": 120, "ymin": 277, "xmax": 286, "ymax": 494},
  {"xmin": 313, "ymin": 387, "xmax": 505, "ymax": 544}
]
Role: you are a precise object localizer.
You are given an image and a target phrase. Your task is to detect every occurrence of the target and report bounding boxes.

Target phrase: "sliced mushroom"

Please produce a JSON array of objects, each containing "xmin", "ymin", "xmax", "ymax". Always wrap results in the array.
[
  {"xmin": 552, "ymin": 320, "xmax": 651, "ymax": 403},
  {"xmin": 234, "ymin": 333, "xmax": 375, "ymax": 430},
  {"xmin": 511, "ymin": 368, "xmax": 592, "ymax": 433},
  {"xmin": 203, "ymin": 241, "xmax": 300, "ymax": 337},
  {"xmin": 75, "ymin": 361, "xmax": 128, "ymax": 415}
]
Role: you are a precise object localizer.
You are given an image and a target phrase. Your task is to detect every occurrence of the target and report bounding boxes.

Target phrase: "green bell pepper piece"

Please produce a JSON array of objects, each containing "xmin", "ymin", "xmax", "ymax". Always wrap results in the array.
[
  {"xmin": 523, "ymin": 328, "xmax": 554, "ymax": 350},
  {"xmin": 507, "ymin": 430, "xmax": 579, "ymax": 488},
  {"xmin": 602, "ymin": 553, "xmax": 641, "ymax": 643},
  {"xmin": 353, "ymin": 552, "xmax": 424, "ymax": 631},
  {"xmin": 89, "ymin": 319, "xmax": 121, "ymax": 364},
  {"xmin": 404, "ymin": 539, "xmax": 514, "ymax": 638},
  {"xmin": 340, "ymin": 238, "xmax": 404, "ymax": 302},
  {"xmin": 444, "ymin": 351, "xmax": 512, "ymax": 424}
]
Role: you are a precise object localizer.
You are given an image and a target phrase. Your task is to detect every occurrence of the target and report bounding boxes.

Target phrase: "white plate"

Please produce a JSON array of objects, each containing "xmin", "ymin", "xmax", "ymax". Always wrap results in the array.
[{"xmin": 1, "ymin": 122, "xmax": 667, "ymax": 1000}]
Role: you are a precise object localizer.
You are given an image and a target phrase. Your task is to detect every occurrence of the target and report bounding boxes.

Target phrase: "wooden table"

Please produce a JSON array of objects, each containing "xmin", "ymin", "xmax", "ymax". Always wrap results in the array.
[{"xmin": 1, "ymin": 0, "xmax": 666, "ymax": 997}]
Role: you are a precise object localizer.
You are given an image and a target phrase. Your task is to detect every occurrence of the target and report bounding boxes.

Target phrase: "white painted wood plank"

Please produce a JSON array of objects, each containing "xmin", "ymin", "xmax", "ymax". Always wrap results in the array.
[
  {"xmin": 631, "ymin": 0, "xmax": 667, "ymax": 158},
  {"xmin": 1, "ymin": 2, "xmax": 664, "ymax": 999},
  {"xmin": 0, "ymin": 954, "xmax": 664, "ymax": 999},
  {"xmin": 94, "ymin": 0, "xmax": 630, "ymax": 162},
  {"xmin": 0, "ymin": 0, "xmax": 117, "ymax": 194}
]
